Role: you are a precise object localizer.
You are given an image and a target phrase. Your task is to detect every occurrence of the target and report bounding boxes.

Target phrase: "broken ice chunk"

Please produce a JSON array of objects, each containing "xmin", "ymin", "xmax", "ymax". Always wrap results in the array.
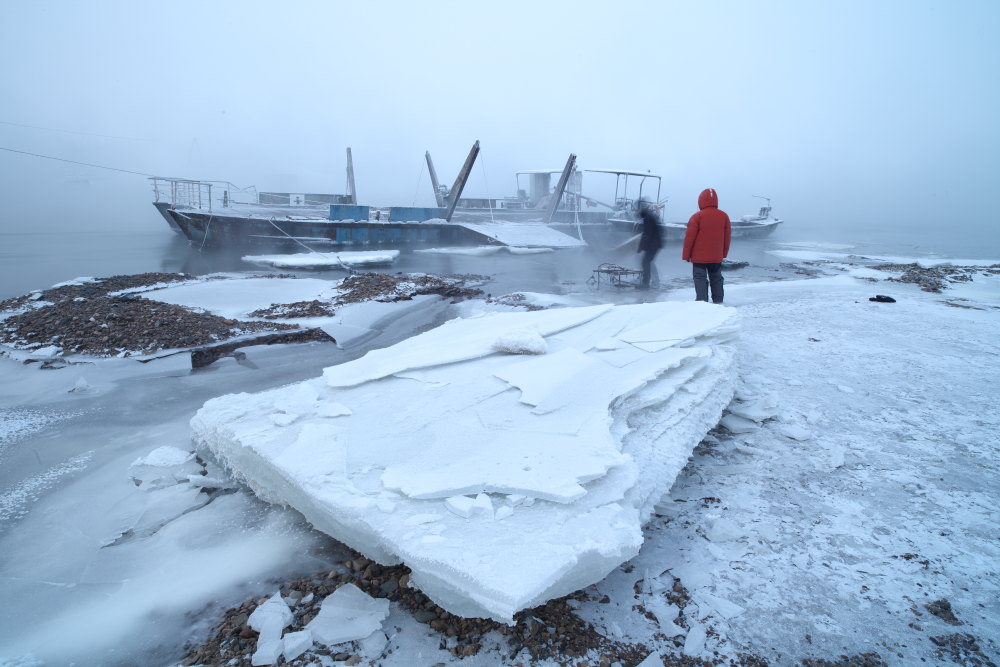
[
  {"xmin": 491, "ymin": 327, "xmax": 547, "ymax": 355},
  {"xmin": 381, "ymin": 432, "xmax": 626, "ymax": 504},
  {"xmin": 495, "ymin": 505, "xmax": 514, "ymax": 520},
  {"xmin": 719, "ymin": 414, "xmax": 757, "ymax": 434},
  {"xmin": 305, "ymin": 583, "xmax": 390, "ymax": 646},
  {"xmin": 281, "ymin": 629, "xmax": 313, "ymax": 661},
  {"xmin": 493, "ymin": 347, "xmax": 598, "ymax": 406},
  {"xmin": 683, "ymin": 624, "xmax": 707, "ymax": 656},
  {"xmin": 636, "ymin": 653, "xmax": 664, "ymax": 667},
  {"xmin": 727, "ymin": 396, "xmax": 779, "ymax": 423},
  {"xmin": 360, "ymin": 630, "xmax": 388, "ymax": 656},
  {"xmin": 269, "ymin": 412, "xmax": 298, "ymax": 427},
  {"xmin": 248, "ymin": 592, "xmax": 293, "ymax": 638},
  {"xmin": 317, "ymin": 402, "xmax": 352, "ymax": 418},
  {"xmin": 186, "ymin": 474, "xmax": 233, "ymax": 489},
  {"xmin": 131, "ymin": 446, "xmax": 194, "ymax": 468},
  {"xmin": 68, "ymin": 377, "xmax": 92, "ymax": 393},
  {"xmin": 445, "ymin": 495, "xmax": 475, "ymax": 518},
  {"xmin": 471, "ymin": 493, "xmax": 494, "ymax": 520},
  {"xmin": 694, "ymin": 591, "xmax": 745, "ymax": 619},
  {"xmin": 323, "ymin": 305, "xmax": 612, "ymax": 388},
  {"xmin": 649, "ymin": 601, "xmax": 684, "ymax": 636},
  {"xmin": 252, "ymin": 637, "xmax": 283, "ymax": 666},
  {"xmin": 128, "ymin": 446, "xmax": 200, "ymax": 489}
]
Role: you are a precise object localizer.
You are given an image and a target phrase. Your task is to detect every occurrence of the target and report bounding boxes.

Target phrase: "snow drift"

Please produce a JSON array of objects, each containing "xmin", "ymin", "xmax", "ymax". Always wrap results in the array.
[{"xmin": 191, "ymin": 301, "xmax": 739, "ymax": 622}]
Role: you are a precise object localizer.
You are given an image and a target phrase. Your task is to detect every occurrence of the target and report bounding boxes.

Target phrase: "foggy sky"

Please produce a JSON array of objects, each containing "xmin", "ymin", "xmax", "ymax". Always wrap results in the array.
[{"xmin": 2, "ymin": 0, "xmax": 998, "ymax": 246}]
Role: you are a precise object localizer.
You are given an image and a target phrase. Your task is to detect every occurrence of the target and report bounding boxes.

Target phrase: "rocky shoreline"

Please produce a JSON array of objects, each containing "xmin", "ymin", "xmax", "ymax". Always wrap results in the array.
[
  {"xmin": 0, "ymin": 271, "xmax": 487, "ymax": 359},
  {"xmin": 871, "ymin": 262, "xmax": 1000, "ymax": 293},
  {"xmin": 182, "ymin": 556, "xmax": 660, "ymax": 667},
  {"xmin": 180, "ymin": 553, "xmax": 911, "ymax": 667}
]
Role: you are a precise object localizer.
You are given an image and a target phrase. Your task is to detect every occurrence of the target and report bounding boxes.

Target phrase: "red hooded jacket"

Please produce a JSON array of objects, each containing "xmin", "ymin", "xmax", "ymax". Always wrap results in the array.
[{"xmin": 682, "ymin": 188, "xmax": 732, "ymax": 263}]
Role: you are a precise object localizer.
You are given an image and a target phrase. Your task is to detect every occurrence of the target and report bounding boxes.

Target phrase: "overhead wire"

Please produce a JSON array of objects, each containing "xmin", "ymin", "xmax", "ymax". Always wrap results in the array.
[
  {"xmin": 0, "ymin": 120, "xmax": 145, "ymax": 140},
  {"xmin": 0, "ymin": 146, "xmax": 154, "ymax": 177}
]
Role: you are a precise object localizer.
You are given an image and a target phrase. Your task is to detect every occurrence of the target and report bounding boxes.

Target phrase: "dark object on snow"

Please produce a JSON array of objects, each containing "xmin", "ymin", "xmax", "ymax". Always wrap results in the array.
[
  {"xmin": 590, "ymin": 263, "xmax": 642, "ymax": 289},
  {"xmin": 869, "ymin": 295, "xmax": 896, "ymax": 303},
  {"xmin": 190, "ymin": 328, "xmax": 335, "ymax": 369},
  {"xmin": 721, "ymin": 260, "xmax": 748, "ymax": 271}
]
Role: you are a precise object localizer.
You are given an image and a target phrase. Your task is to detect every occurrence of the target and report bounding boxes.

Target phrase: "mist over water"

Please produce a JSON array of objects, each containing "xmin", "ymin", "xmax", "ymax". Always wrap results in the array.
[{"xmin": 1, "ymin": 207, "xmax": 996, "ymax": 303}]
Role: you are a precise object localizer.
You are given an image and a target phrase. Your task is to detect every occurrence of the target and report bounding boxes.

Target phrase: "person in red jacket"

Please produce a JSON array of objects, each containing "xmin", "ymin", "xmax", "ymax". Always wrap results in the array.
[{"xmin": 682, "ymin": 188, "xmax": 732, "ymax": 303}]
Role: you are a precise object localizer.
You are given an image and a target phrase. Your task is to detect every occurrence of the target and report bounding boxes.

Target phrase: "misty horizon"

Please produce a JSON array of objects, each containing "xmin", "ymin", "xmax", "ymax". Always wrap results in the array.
[{"xmin": 1, "ymin": 1, "xmax": 998, "ymax": 252}]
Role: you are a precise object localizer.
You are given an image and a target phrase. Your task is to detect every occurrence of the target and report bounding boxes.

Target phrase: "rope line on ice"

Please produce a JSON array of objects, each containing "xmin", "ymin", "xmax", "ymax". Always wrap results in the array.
[{"xmin": 265, "ymin": 217, "xmax": 349, "ymax": 272}]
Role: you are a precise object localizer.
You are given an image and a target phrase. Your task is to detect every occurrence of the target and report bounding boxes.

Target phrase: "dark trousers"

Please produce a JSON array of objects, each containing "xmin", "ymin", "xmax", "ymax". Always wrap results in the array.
[
  {"xmin": 641, "ymin": 249, "xmax": 659, "ymax": 288},
  {"xmin": 692, "ymin": 262, "xmax": 724, "ymax": 303}
]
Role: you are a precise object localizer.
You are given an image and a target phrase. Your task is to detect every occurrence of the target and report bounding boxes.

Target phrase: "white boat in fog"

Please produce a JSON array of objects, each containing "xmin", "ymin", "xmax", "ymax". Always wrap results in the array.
[{"xmin": 662, "ymin": 196, "xmax": 783, "ymax": 241}]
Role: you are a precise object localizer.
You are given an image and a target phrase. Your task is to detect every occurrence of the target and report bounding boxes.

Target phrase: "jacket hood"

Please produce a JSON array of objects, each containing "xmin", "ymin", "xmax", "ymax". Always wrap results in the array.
[{"xmin": 698, "ymin": 188, "xmax": 719, "ymax": 210}]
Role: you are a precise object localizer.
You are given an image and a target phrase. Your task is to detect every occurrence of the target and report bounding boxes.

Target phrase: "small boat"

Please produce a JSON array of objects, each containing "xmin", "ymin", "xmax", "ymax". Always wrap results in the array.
[
  {"xmin": 661, "ymin": 195, "xmax": 783, "ymax": 241},
  {"xmin": 730, "ymin": 196, "xmax": 784, "ymax": 238}
]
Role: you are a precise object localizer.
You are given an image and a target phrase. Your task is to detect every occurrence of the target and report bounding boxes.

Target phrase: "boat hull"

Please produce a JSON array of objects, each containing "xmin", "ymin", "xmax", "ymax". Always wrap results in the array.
[
  {"xmin": 153, "ymin": 201, "xmax": 185, "ymax": 234},
  {"xmin": 661, "ymin": 219, "xmax": 783, "ymax": 242},
  {"xmin": 160, "ymin": 205, "xmax": 783, "ymax": 250},
  {"xmin": 167, "ymin": 209, "xmax": 516, "ymax": 249}
]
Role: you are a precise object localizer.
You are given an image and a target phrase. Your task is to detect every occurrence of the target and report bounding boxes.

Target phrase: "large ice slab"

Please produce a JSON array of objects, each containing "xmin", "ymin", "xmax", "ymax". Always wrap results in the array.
[
  {"xmin": 192, "ymin": 301, "xmax": 739, "ymax": 621},
  {"xmin": 242, "ymin": 250, "xmax": 400, "ymax": 270}
]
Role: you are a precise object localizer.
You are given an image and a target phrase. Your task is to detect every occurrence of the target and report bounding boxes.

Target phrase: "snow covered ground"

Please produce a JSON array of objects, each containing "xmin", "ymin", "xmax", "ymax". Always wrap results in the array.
[{"xmin": 0, "ymin": 253, "xmax": 998, "ymax": 666}]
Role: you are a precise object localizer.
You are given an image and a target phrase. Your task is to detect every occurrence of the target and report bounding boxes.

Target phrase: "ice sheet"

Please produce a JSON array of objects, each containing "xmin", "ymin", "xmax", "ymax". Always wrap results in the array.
[
  {"xmin": 242, "ymin": 251, "xmax": 400, "ymax": 269},
  {"xmin": 193, "ymin": 301, "xmax": 738, "ymax": 621},
  {"xmin": 144, "ymin": 277, "xmax": 337, "ymax": 320}
]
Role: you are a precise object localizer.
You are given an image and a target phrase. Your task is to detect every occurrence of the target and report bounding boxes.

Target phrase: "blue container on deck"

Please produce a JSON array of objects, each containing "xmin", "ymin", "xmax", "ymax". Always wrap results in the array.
[
  {"xmin": 328, "ymin": 205, "xmax": 371, "ymax": 221},
  {"xmin": 388, "ymin": 207, "xmax": 447, "ymax": 222}
]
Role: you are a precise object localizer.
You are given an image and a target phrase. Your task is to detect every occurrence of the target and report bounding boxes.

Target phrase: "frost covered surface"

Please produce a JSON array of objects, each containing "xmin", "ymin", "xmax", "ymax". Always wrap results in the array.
[
  {"xmin": 242, "ymin": 250, "xmax": 400, "ymax": 269},
  {"xmin": 193, "ymin": 301, "xmax": 739, "ymax": 621},
  {"xmin": 771, "ymin": 244, "xmax": 1000, "ymax": 267},
  {"xmin": 577, "ymin": 268, "xmax": 1000, "ymax": 664},
  {"xmin": 415, "ymin": 245, "xmax": 555, "ymax": 256},
  {"xmin": 1, "ymin": 252, "xmax": 999, "ymax": 666}
]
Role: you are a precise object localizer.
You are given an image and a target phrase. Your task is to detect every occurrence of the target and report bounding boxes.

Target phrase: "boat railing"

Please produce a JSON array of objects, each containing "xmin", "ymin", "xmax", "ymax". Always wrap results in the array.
[
  {"xmin": 150, "ymin": 177, "xmax": 261, "ymax": 212},
  {"xmin": 151, "ymin": 177, "xmax": 352, "ymax": 212}
]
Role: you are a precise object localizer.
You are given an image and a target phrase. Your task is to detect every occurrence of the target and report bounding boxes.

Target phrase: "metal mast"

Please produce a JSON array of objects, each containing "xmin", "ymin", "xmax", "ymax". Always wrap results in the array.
[
  {"xmin": 544, "ymin": 153, "xmax": 577, "ymax": 223},
  {"xmin": 345, "ymin": 147, "xmax": 357, "ymax": 205},
  {"xmin": 444, "ymin": 140, "xmax": 480, "ymax": 222}
]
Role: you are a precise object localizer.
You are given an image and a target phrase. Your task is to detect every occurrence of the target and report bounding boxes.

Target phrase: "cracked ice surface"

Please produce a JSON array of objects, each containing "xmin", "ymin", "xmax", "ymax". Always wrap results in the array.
[{"xmin": 192, "ymin": 301, "xmax": 739, "ymax": 621}]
